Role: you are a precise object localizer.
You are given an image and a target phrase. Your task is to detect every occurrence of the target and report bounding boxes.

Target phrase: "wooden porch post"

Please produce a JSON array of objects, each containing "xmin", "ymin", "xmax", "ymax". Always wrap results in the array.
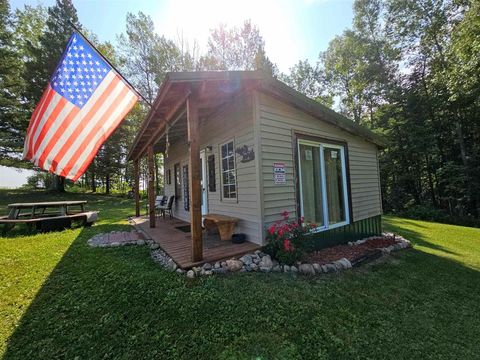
[
  {"xmin": 187, "ymin": 94, "xmax": 203, "ymax": 261},
  {"xmin": 134, "ymin": 159, "xmax": 140, "ymax": 217},
  {"xmin": 148, "ymin": 145, "xmax": 156, "ymax": 228}
]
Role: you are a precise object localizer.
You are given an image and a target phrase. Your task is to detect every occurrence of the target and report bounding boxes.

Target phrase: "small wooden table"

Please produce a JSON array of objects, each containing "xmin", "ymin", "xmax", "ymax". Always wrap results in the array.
[
  {"xmin": 1, "ymin": 201, "xmax": 97, "ymax": 232},
  {"xmin": 203, "ymin": 213, "xmax": 239, "ymax": 241}
]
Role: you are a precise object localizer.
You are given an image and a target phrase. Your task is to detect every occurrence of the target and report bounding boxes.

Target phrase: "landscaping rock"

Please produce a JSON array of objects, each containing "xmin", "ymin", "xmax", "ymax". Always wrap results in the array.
[
  {"xmin": 203, "ymin": 263, "xmax": 212, "ymax": 271},
  {"xmin": 312, "ymin": 263, "xmax": 321, "ymax": 273},
  {"xmin": 136, "ymin": 240, "xmax": 145, "ymax": 246},
  {"xmin": 167, "ymin": 259, "xmax": 177, "ymax": 271},
  {"xmin": 325, "ymin": 264, "xmax": 337, "ymax": 273},
  {"xmin": 272, "ymin": 265, "xmax": 281, "ymax": 272},
  {"xmin": 239, "ymin": 254, "xmax": 253, "ymax": 265},
  {"xmin": 214, "ymin": 262, "xmax": 221, "ymax": 269},
  {"xmin": 339, "ymin": 258, "xmax": 352, "ymax": 269},
  {"xmin": 299, "ymin": 263, "xmax": 316, "ymax": 275},
  {"xmin": 213, "ymin": 267, "xmax": 228, "ymax": 274},
  {"xmin": 321, "ymin": 265, "xmax": 329, "ymax": 273},
  {"xmin": 176, "ymin": 268, "xmax": 185, "ymax": 274},
  {"xmin": 250, "ymin": 263, "xmax": 258, "ymax": 272},
  {"xmin": 226, "ymin": 259, "xmax": 243, "ymax": 272},
  {"xmin": 283, "ymin": 265, "xmax": 290, "ymax": 272},
  {"xmin": 192, "ymin": 266, "xmax": 201, "ymax": 275},
  {"xmin": 150, "ymin": 243, "xmax": 160, "ymax": 250},
  {"xmin": 259, "ymin": 254, "xmax": 273, "ymax": 270},
  {"xmin": 186, "ymin": 270, "xmax": 195, "ymax": 279},
  {"xmin": 259, "ymin": 266, "xmax": 271, "ymax": 273},
  {"xmin": 290, "ymin": 265, "xmax": 298, "ymax": 273}
]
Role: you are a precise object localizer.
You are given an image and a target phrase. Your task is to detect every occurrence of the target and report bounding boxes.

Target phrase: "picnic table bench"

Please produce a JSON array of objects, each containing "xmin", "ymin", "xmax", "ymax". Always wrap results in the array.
[
  {"xmin": 203, "ymin": 213, "xmax": 239, "ymax": 241},
  {"xmin": 0, "ymin": 200, "xmax": 98, "ymax": 232}
]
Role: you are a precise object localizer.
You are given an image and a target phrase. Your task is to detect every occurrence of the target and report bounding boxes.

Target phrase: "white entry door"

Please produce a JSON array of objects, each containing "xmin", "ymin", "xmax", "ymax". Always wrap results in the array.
[{"xmin": 200, "ymin": 150, "xmax": 208, "ymax": 215}]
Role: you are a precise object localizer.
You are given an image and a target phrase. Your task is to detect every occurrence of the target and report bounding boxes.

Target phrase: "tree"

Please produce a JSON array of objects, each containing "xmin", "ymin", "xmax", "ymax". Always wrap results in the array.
[
  {"xmin": 280, "ymin": 59, "xmax": 332, "ymax": 106},
  {"xmin": 200, "ymin": 20, "xmax": 277, "ymax": 72},
  {"xmin": 117, "ymin": 12, "xmax": 181, "ymax": 104},
  {"xmin": 0, "ymin": 1, "xmax": 34, "ymax": 167}
]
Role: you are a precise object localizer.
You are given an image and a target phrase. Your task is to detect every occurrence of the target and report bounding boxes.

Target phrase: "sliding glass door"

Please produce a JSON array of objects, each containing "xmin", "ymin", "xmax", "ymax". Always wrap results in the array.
[{"xmin": 298, "ymin": 139, "xmax": 349, "ymax": 230}]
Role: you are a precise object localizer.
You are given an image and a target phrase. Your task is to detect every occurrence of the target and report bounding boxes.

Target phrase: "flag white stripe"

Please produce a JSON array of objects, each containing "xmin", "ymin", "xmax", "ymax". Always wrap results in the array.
[
  {"xmin": 54, "ymin": 78, "xmax": 128, "ymax": 173},
  {"xmin": 41, "ymin": 71, "xmax": 117, "ymax": 170},
  {"xmin": 23, "ymin": 88, "xmax": 51, "ymax": 158},
  {"xmin": 30, "ymin": 93, "xmax": 62, "ymax": 156},
  {"xmin": 65, "ymin": 91, "xmax": 137, "ymax": 179},
  {"xmin": 32, "ymin": 101, "xmax": 76, "ymax": 166},
  {"xmin": 24, "ymin": 85, "xmax": 53, "ymax": 155}
]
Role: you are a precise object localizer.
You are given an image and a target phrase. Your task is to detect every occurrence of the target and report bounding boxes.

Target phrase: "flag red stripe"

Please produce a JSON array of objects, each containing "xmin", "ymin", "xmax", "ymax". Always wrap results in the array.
[
  {"xmin": 26, "ymin": 86, "xmax": 49, "ymax": 138},
  {"xmin": 31, "ymin": 96, "xmax": 69, "ymax": 158},
  {"xmin": 25, "ymin": 87, "xmax": 54, "ymax": 159},
  {"xmin": 37, "ymin": 72, "xmax": 117, "ymax": 170},
  {"xmin": 36, "ymin": 105, "xmax": 79, "ymax": 169},
  {"xmin": 71, "ymin": 94, "xmax": 138, "ymax": 181},
  {"xmin": 49, "ymin": 76, "xmax": 121, "ymax": 173},
  {"xmin": 59, "ymin": 85, "xmax": 131, "ymax": 178}
]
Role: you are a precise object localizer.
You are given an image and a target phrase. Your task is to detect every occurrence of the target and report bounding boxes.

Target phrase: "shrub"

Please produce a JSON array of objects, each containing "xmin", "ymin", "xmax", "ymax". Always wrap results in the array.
[{"xmin": 263, "ymin": 210, "xmax": 316, "ymax": 265}]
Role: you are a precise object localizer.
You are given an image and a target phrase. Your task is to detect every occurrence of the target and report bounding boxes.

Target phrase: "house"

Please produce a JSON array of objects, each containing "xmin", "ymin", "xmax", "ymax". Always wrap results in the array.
[{"xmin": 127, "ymin": 71, "xmax": 386, "ymax": 264}]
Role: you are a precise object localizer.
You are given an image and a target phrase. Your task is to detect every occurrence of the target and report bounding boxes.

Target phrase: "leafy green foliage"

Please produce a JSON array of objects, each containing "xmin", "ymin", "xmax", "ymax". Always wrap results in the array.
[{"xmin": 263, "ymin": 211, "xmax": 316, "ymax": 265}]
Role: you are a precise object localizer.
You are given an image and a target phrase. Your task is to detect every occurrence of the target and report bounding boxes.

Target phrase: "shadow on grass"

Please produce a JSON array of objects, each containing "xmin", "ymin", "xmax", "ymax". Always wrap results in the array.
[
  {"xmin": 3, "ymin": 223, "xmax": 480, "ymax": 359},
  {"xmin": 383, "ymin": 216, "xmax": 459, "ymax": 256}
]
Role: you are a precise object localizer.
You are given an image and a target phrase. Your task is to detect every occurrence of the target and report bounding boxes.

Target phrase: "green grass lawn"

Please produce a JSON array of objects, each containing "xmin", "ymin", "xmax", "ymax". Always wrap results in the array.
[{"xmin": 1, "ymin": 189, "xmax": 479, "ymax": 359}]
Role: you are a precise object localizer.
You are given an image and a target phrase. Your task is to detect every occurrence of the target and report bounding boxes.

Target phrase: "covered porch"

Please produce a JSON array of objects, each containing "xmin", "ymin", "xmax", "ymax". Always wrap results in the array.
[
  {"xmin": 127, "ymin": 71, "xmax": 264, "ymax": 264},
  {"xmin": 132, "ymin": 216, "xmax": 260, "ymax": 269}
]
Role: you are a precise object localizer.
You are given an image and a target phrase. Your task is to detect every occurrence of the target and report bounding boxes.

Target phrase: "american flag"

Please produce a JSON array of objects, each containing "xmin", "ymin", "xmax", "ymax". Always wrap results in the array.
[{"xmin": 23, "ymin": 32, "xmax": 138, "ymax": 181}]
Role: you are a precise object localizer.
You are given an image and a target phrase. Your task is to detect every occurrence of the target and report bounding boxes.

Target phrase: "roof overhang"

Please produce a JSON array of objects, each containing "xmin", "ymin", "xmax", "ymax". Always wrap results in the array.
[{"xmin": 127, "ymin": 70, "xmax": 387, "ymax": 161}]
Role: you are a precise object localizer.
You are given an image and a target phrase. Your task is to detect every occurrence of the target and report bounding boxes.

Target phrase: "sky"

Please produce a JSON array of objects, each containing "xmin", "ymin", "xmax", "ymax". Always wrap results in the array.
[{"xmin": 5, "ymin": 0, "xmax": 355, "ymax": 188}]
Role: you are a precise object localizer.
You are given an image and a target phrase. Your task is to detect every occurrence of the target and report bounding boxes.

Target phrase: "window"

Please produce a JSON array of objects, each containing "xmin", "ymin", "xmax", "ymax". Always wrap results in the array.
[
  {"xmin": 174, "ymin": 163, "xmax": 181, "ymax": 199},
  {"xmin": 298, "ymin": 139, "xmax": 349, "ymax": 230},
  {"xmin": 220, "ymin": 140, "xmax": 236, "ymax": 199},
  {"xmin": 208, "ymin": 155, "xmax": 216, "ymax": 192}
]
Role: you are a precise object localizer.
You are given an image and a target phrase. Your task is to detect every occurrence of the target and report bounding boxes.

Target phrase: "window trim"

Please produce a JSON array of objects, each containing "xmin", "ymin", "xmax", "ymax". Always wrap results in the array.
[
  {"xmin": 173, "ymin": 162, "xmax": 181, "ymax": 200},
  {"xmin": 296, "ymin": 136, "xmax": 351, "ymax": 232},
  {"xmin": 219, "ymin": 139, "xmax": 237, "ymax": 201}
]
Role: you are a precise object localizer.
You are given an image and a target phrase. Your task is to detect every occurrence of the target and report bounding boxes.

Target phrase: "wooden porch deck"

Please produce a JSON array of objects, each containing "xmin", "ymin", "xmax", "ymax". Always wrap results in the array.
[{"xmin": 132, "ymin": 216, "xmax": 261, "ymax": 269}]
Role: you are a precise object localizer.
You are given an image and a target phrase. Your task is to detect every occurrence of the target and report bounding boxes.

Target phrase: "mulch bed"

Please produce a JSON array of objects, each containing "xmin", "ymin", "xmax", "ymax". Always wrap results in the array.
[{"xmin": 304, "ymin": 236, "xmax": 400, "ymax": 266}]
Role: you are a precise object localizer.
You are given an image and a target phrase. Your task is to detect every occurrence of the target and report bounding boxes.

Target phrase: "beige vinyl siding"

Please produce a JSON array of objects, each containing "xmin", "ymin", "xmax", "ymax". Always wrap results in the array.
[
  {"xmin": 257, "ymin": 92, "xmax": 382, "ymax": 229},
  {"xmin": 163, "ymin": 93, "xmax": 263, "ymax": 245}
]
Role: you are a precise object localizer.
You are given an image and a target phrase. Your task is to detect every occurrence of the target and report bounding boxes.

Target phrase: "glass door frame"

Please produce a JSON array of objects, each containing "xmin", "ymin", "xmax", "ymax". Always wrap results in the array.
[{"xmin": 297, "ymin": 138, "xmax": 350, "ymax": 232}]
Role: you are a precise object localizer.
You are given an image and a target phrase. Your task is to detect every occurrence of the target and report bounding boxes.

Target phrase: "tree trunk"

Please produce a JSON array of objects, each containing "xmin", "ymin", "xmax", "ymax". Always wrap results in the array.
[
  {"xmin": 91, "ymin": 170, "xmax": 96, "ymax": 193},
  {"xmin": 49, "ymin": 175, "xmax": 65, "ymax": 192},
  {"xmin": 105, "ymin": 173, "xmax": 110, "ymax": 194}
]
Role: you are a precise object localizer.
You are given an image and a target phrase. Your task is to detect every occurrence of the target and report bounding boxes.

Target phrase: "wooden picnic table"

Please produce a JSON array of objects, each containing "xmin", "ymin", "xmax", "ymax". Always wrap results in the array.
[
  {"xmin": 7, "ymin": 200, "xmax": 87, "ymax": 219},
  {"xmin": 1, "ymin": 200, "xmax": 97, "ymax": 232},
  {"xmin": 203, "ymin": 213, "xmax": 239, "ymax": 241}
]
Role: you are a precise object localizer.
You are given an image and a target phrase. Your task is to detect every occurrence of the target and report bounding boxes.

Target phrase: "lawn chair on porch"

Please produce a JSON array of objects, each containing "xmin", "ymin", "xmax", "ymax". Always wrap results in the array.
[{"xmin": 156, "ymin": 195, "xmax": 174, "ymax": 219}]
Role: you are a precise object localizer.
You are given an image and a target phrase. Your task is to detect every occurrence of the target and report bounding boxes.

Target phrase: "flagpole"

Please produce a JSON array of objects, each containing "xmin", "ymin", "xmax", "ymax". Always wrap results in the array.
[{"xmin": 65, "ymin": 20, "xmax": 153, "ymax": 107}]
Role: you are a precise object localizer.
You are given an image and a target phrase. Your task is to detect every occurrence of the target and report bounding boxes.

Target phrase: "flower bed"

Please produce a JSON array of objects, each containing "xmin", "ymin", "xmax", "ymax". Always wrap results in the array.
[{"xmin": 304, "ymin": 236, "xmax": 399, "ymax": 266}]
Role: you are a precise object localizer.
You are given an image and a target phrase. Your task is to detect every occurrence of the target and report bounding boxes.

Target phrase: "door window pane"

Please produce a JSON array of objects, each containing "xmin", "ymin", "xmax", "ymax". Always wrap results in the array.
[
  {"xmin": 323, "ymin": 147, "xmax": 346, "ymax": 225},
  {"xmin": 221, "ymin": 140, "xmax": 236, "ymax": 199},
  {"xmin": 299, "ymin": 144, "xmax": 324, "ymax": 226}
]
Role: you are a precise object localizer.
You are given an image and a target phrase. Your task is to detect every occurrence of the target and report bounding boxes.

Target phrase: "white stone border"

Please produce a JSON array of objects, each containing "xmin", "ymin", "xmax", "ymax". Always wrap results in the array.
[{"xmin": 88, "ymin": 231, "xmax": 411, "ymax": 278}]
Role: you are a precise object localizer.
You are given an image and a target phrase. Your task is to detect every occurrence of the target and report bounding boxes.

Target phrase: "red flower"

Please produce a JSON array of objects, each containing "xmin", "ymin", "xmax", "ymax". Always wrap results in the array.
[
  {"xmin": 268, "ymin": 224, "xmax": 276, "ymax": 235},
  {"xmin": 283, "ymin": 239, "xmax": 295, "ymax": 252},
  {"xmin": 281, "ymin": 210, "xmax": 289, "ymax": 220}
]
